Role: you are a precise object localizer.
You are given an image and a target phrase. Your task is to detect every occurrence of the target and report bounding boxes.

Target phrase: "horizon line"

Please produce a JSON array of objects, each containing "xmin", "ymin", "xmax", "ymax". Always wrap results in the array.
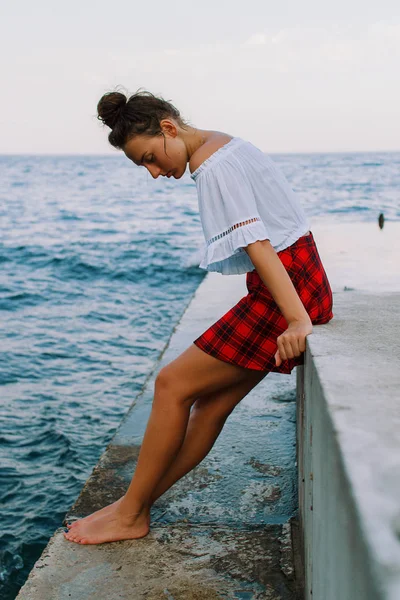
[{"xmin": 1, "ymin": 148, "xmax": 399, "ymax": 157}]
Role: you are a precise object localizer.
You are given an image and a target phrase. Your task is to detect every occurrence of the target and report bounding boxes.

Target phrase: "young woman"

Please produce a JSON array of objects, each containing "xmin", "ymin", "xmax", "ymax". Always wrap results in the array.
[{"xmin": 64, "ymin": 89, "xmax": 333, "ymax": 545}]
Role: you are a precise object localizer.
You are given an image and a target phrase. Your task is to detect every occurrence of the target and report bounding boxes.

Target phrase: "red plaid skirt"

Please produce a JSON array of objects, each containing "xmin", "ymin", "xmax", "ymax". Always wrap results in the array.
[{"xmin": 193, "ymin": 231, "xmax": 334, "ymax": 373}]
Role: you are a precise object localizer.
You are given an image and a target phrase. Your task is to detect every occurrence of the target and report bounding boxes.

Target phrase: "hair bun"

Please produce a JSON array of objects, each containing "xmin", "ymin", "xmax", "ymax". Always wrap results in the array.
[
  {"xmin": 97, "ymin": 91, "xmax": 127, "ymax": 129},
  {"xmin": 96, "ymin": 87, "xmax": 189, "ymax": 149}
]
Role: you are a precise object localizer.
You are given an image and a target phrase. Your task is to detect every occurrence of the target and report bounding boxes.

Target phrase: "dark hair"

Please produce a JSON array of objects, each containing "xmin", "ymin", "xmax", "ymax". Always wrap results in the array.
[{"xmin": 96, "ymin": 86, "xmax": 190, "ymax": 150}]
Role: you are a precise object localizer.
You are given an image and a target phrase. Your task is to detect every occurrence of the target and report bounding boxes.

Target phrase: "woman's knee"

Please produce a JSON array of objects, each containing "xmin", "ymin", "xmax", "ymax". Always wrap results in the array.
[
  {"xmin": 153, "ymin": 366, "xmax": 193, "ymax": 406},
  {"xmin": 192, "ymin": 390, "xmax": 239, "ymax": 423},
  {"xmin": 192, "ymin": 369, "xmax": 267, "ymax": 418}
]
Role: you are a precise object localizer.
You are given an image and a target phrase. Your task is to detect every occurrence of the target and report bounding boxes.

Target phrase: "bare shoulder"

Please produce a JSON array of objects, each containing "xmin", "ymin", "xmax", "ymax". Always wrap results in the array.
[{"xmin": 189, "ymin": 133, "xmax": 234, "ymax": 174}]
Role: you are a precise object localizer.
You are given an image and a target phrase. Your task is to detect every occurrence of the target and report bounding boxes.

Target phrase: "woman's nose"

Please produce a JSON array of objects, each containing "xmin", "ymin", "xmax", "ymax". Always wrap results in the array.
[{"xmin": 148, "ymin": 165, "xmax": 162, "ymax": 179}]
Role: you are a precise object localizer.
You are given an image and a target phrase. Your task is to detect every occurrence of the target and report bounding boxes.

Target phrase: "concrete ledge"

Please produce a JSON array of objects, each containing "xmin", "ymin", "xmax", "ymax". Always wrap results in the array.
[
  {"xmin": 297, "ymin": 290, "xmax": 400, "ymax": 600},
  {"xmin": 17, "ymin": 269, "xmax": 302, "ymax": 599},
  {"xmin": 17, "ymin": 220, "xmax": 399, "ymax": 599},
  {"xmin": 16, "ymin": 523, "xmax": 298, "ymax": 600}
]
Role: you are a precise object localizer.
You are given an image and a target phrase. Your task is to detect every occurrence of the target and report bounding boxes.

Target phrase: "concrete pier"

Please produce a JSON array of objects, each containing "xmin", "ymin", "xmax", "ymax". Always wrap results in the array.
[
  {"xmin": 16, "ymin": 220, "xmax": 400, "ymax": 599},
  {"xmin": 17, "ymin": 263, "xmax": 302, "ymax": 599},
  {"xmin": 295, "ymin": 221, "xmax": 400, "ymax": 600}
]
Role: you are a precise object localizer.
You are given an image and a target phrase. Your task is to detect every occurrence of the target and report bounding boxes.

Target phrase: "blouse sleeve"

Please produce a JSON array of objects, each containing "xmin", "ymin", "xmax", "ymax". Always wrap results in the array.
[{"xmin": 195, "ymin": 155, "xmax": 271, "ymax": 271}]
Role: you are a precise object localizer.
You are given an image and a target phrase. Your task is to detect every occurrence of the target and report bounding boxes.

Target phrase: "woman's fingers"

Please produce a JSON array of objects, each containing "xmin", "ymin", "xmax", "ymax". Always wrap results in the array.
[
  {"xmin": 277, "ymin": 335, "xmax": 300, "ymax": 360},
  {"xmin": 274, "ymin": 349, "xmax": 282, "ymax": 366},
  {"xmin": 276, "ymin": 325, "xmax": 312, "ymax": 365}
]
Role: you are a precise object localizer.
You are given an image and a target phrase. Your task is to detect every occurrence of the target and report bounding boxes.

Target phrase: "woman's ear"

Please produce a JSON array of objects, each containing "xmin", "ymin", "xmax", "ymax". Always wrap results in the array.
[{"xmin": 160, "ymin": 119, "xmax": 178, "ymax": 138}]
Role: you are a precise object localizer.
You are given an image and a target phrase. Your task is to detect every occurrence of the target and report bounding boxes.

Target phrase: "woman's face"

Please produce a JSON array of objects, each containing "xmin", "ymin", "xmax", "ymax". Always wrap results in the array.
[{"xmin": 123, "ymin": 129, "xmax": 187, "ymax": 179}]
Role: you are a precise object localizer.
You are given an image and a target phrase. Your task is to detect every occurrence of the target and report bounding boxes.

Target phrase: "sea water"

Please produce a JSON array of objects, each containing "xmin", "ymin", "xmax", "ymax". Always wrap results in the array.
[{"xmin": 1, "ymin": 150, "xmax": 399, "ymax": 599}]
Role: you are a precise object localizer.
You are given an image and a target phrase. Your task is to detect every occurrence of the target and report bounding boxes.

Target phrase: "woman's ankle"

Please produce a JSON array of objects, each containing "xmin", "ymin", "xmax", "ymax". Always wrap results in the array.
[{"xmin": 117, "ymin": 497, "xmax": 148, "ymax": 516}]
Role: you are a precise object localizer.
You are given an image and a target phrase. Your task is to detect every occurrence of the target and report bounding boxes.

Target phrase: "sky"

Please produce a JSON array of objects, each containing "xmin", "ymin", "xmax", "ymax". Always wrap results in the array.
[{"xmin": 1, "ymin": 0, "xmax": 399, "ymax": 154}]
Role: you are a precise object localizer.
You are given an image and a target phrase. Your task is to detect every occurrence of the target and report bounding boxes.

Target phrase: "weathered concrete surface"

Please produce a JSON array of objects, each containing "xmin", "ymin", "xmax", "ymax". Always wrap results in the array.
[
  {"xmin": 15, "ymin": 523, "xmax": 298, "ymax": 600},
  {"xmin": 307, "ymin": 218, "xmax": 400, "ymax": 294},
  {"xmin": 296, "ymin": 221, "xmax": 400, "ymax": 600},
  {"xmin": 18, "ymin": 219, "xmax": 398, "ymax": 599},
  {"xmin": 17, "ymin": 250, "xmax": 302, "ymax": 599}
]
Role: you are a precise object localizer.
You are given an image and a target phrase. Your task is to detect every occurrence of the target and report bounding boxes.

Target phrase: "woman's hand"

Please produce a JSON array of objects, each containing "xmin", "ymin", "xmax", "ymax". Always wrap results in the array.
[{"xmin": 274, "ymin": 318, "xmax": 313, "ymax": 367}]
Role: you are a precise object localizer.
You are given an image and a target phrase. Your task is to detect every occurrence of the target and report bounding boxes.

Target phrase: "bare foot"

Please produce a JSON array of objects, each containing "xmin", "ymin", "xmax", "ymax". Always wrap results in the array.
[
  {"xmin": 63, "ymin": 503, "xmax": 150, "ymax": 545},
  {"xmin": 66, "ymin": 496, "xmax": 125, "ymax": 529}
]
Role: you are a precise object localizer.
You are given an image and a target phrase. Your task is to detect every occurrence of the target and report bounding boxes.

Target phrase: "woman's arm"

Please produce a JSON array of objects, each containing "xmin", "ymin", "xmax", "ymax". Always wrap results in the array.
[
  {"xmin": 244, "ymin": 239, "xmax": 310, "ymax": 324},
  {"xmin": 244, "ymin": 239, "xmax": 312, "ymax": 365}
]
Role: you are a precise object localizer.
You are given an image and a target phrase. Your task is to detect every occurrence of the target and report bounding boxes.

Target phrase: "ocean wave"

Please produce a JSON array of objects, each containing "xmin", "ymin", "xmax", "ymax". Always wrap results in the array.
[{"xmin": 1, "ymin": 151, "xmax": 399, "ymax": 600}]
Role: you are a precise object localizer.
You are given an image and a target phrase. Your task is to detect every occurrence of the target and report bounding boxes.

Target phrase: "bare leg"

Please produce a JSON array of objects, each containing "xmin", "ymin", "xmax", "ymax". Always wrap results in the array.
[
  {"xmin": 67, "ymin": 395, "xmax": 225, "ymax": 529},
  {"xmin": 67, "ymin": 371, "xmax": 267, "ymax": 531},
  {"xmin": 148, "ymin": 372, "xmax": 267, "ymax": 504},
  {"xmin": 64, "ymin": 345, "xmax": 267, "ymax": 544}
]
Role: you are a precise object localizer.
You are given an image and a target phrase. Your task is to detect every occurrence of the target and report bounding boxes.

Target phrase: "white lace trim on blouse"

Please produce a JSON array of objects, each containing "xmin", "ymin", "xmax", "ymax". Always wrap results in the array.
[
  {"xmin": 206, "ymin": 216, "xmax": 263, "ymax": 246},
  {"xmin": 199, "ymin": 216, "xmax": 270, "ymax": 275},
  {"xmin": 191, "ymin": 137, "xmax": 310, "ymax": 275}
]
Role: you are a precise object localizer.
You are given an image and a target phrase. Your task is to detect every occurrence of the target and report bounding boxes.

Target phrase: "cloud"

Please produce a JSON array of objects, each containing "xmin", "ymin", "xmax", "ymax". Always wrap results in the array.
[
  {"xmin": 1, "ymin": 21, "xmax": 399, "ymax": 152},
  {"xmin": 57, "ymin": 21, "xmax": 400, "ymax": 84},
  {"xmin": 243, "ymin": 33, "xmax": 267, "ymax": 46}
]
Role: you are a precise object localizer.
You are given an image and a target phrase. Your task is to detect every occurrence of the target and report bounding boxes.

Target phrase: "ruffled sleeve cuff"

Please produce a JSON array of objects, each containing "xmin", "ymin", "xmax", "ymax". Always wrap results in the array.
[{"xmin": 199, "ymin": 217, "xmax": 270, "ymax": 275}]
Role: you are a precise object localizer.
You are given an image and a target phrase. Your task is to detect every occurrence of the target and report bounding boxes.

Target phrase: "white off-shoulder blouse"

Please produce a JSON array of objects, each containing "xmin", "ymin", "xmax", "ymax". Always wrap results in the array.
[{"xmin": 190, "ymin": 137, "xmax": 310, "ymax": 275}]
